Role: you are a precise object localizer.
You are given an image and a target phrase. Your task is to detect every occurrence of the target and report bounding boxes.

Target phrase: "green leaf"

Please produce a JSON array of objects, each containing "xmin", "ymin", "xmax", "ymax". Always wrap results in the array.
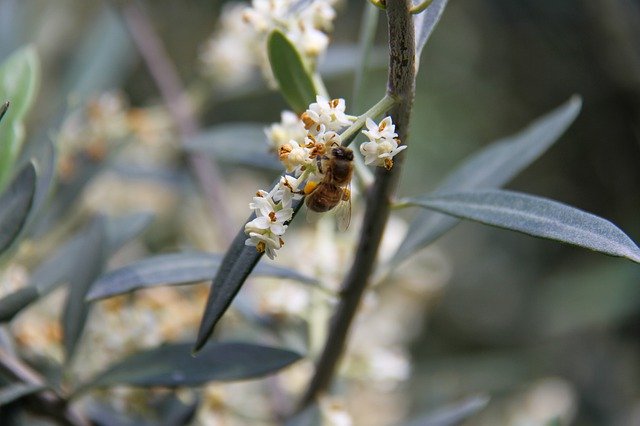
[
  {"xmin": 0, "ymin": 287, "xmax": 39, "ymax": 323},
  {"xmin": 62, "ymin": 218, "xmax": 107, "ymax": 362},
  {"xmin": 403, "ymin": 395, "xmax": 489, "ymax": 426},
  {"xmin": 86, "ymin": 251, "xmax": 317, "ymax": 301},
  {"xmin": 267, "ymin": 30, "xmax": 317, "ymax": 114},
  {"xmin": 185, "ymin": 124, "xmax": 282, "ymax": 170},
  {"xmin": 406, "ymin": 189, "xmax": 640, "ymax": 263},
  {"xmin": 0, "ymin": 162, "xmax": 36, "ymax": 257},
  {"xmin": 194, "ymin": 198, "xmax": 305, "ymax": 353},
  {"xmin": 75, "ymin": 342, "xmax": 302, "ymax": 393},
  {"xmin": 105, "ymin": 212, "xmax": 155, "ymax": 253},
  {"xmin": 414, "ymin": 0, "xmax": 449, "ymax": 63},
  {"xmin": 0, "ymin": 383, "xmax": 46, "ymax": 406},
  {"xmin": 0, "ymin": 101, "xmax": 8, "ymax": 123},
  {"xmin": 0, "ymin": 46, "xmax": 40, "ymax": 189},
  {"xmin": 391, "ymin": 97, "xmax": 582, "ymax": 267}
]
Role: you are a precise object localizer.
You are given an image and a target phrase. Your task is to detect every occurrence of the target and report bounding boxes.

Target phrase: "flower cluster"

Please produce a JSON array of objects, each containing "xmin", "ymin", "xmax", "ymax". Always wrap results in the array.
[
  {"xmin": 246, "ymin": 96, "xmax": 355, "ymax": 257},
  {"xmin": 267, "ymin": 95, "xmax": 355, "ymax": 177},
  {"xmin": 200, "ymin": 0, "xmax": 339, "ymax": 88},
  {"xmin": 244, "ymin": 175, "xmax": 302, "ymax": 259},
  {"xmin": 360, "ymin": 117, "xmax": 406, "ymax": 170}
]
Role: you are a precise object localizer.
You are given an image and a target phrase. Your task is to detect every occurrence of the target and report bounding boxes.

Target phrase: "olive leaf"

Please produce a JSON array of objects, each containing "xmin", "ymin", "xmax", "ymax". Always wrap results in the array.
[
  {"xmin": 74, "ymin": 342, "xmax": 302, "ymax": 394},
  {"xmin": 390, "ymin": 96, "xmax": 581, "ymax": 268},
  {"xmin": 405, "ymin": 189, "xmax": 640, "ymax": 263},
  {"xmin": 403, "ymin": 395, "xmax": 489, "ymax": 426},
  {"xmin": 86, "ymin": 251, "xmax": 317, "ymax": 301},
  {"xmin": 0, "ymin": 46, "xmax": 40, "ymax": 189},
  {"xmin": 267, "ymin": 30, "xmax": 318, "ymax": 114},
  {"xmin": 414, "ymin": 0, "xmax": 449, "ymax": 64},
  {"xmin": 0, "ymin": 162, "xmax": 36, "ymax": 257}
]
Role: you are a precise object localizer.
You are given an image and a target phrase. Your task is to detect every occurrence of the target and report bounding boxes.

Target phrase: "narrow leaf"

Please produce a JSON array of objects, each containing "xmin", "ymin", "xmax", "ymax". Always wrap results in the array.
[
  {"xmin": 185, "ymin": 124, "xmax": 282, "ymax": 170},
  {"xmin": 87, "ymin": 251, "xmax": 316, "ymax": 301},
  {"xmin": 76, "ymin": 342, "xmax": 302, "ymax": 393},
  {"xmin": 105, "ymin": 212, "xmax": 155, "ymax": 253},
  {"xmin": 62, "ymin": 218, "xmax": 107, "ymax": 361},
  {"xmin": 406, "ymin": 189, "xmax": 640, "ymax": 263},
  {"xmin": 194, "ymin": 199, "xmax": 305, "ymax": 353},
  {"xmin": 404, "ymin": 395, "xmax": 489, "ymax": 426},
  {"xmin": 0, "ymin": 46, "xmax": 40, "ymax": 189},
  {"xmin": 267, "ymin": 30, "xmax": 317, "ymax": 113},
  {"xmin": 0, "ymin": 383, "xmax": 45, "ymax": 406},
  {"xmin": 0, "ymin": 287, "xmax": 38, "ymax": 323},
  {"xmin": 392, "ymin": 97, "xmax": 582, "ymax": 267},
  {"xmin": 414, "ymin": 0, "xmax": 449, "ymax": 63},
  {"xmin": 0, "ymin": 162, "xmax": 36, "ymax": 256},
  {"xmin": 0, "ymin": 101, "xmax": 8, "ymax": 122}
]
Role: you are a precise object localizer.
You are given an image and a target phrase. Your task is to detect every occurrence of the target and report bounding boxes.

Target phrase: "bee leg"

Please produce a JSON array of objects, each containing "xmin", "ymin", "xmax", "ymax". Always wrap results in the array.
[{"xmin": 316, "ymin": 156, "xmax": 324, "ymax": 174}]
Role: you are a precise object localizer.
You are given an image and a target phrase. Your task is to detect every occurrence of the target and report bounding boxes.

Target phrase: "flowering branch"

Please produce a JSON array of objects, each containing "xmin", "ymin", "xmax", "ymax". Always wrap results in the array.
[
  {"xmin": 120, "ymin": 2, "xmax": 236, "ymax": 243},
  {"xmin": 298, "ymin": 0, "xmax": 416, "ymax": 409}
]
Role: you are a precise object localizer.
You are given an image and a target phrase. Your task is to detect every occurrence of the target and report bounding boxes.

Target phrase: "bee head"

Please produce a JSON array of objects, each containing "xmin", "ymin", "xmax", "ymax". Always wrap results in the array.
[{"xmin": 331, "ymin": 146, "xmax": 354, "ymax": 161}]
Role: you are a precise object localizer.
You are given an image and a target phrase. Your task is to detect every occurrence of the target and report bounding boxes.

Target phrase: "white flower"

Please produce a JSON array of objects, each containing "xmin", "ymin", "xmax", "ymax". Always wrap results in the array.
[
  {"xmin": 266, "ymin": 110, "xmax": 307, "ymax": 151},
  {"xmin": 288, "ymin": 23, "xmax": 329, "ymax": 57},
  {"xmin": 278, "ymin": 139, "xmax": 313, "ymax": 175},
  {"xmin": 302, "ymin": 96, "xmax": 355, "ymax": 133},
  {"xmin": 273, "ymin": 175, "xmax": 303, "ymax": 206},
  {"xmin": 199, "ymin": 3, "xmax": 256, "ymax": 88},
  {"xmin": 359, "ymin": 116, "xmax": 407, "ymax": 170},
  {"xmin": 245, "ymin": 231, "xmax": 283, "ymax": 260},
  {"xmin": 246, "ymin": 196, "xmax": 293, "ymax": 235},
  {"xmin": 362, "ymin": 117, "xmax": 397, "ymax": 141}
]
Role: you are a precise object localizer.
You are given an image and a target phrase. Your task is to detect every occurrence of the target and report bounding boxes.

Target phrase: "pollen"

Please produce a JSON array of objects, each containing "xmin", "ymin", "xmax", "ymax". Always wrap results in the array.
[
  {"xmin": 301, "ymin": 112, "xmax": 316, "ymax": 130},
  {"xmin": 304, "ymin": 181, "xmax": 318, "ymax": 195},
  {"xmin": 279, "ymin": 143, "xmax": 292, "ymax": 161},
  {"xmin": 279, "ymin": 237, "xmax": 285, "ymax": 246},
  {"xmin": 329, "ymin": 98, "xmax": 340, "ymax": 108},
  {"xmin": 384, "ymin": 158, "xmax": 393, "ymax": 170},
  {"xmin": 269, "ymin": 211, "xmax": 277, "ymax": 222},
  {"xmin": 256, "ymin": 241, "xmax": 266, "ymax": 253}
]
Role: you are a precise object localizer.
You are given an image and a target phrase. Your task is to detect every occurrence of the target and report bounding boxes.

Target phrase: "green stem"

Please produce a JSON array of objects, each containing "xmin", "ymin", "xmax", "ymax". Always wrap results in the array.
[
  {"xmin": 410, "ymin": 0, "xmax": 434, "ymax": 14},
  {"xmin": 340, "ymin": 94, "xmax": 398, "ymax": 146}
]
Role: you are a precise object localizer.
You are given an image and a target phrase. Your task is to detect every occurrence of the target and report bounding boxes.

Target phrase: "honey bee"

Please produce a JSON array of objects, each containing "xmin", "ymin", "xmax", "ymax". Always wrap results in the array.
[{"xmin": 304, "ymin": 145, "xmax": 353, "ymax": 231}]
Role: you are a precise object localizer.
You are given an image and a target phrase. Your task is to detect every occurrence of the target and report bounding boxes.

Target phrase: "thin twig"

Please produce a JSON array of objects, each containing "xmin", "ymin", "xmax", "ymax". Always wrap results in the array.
[
  {"xmin": 0, "ymin": 348, "xmax": 89, "ymax": 426},
  {"xmin": 298, "ymin": 0, "xmax": 416, "ymax": 409},
  {"xmin": 120, "ymin": 2, "xmax": 236, "ymax": 244}
]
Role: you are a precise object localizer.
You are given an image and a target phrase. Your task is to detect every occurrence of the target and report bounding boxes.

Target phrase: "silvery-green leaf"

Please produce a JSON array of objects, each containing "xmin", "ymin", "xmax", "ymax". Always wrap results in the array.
[
  {"xmin": 75, "ymin": 342, "xmax": 302, "ymax": 393},
  {"xmin": 185, "ymin": 124, "xmax": 282, "ymax": 170},
  {"xmin": 267, "ymin": 30, "xmax": 317, "ymax": 114},
  {"xmin": 391, "ymin": 97, "xmax": 581, "ymax": 267},
  {"xmin": 406, "ymin": 189, "xmax": 640, "ymax": 263},
  {"xmin": 105, "ymin": 212, "xmax": 155, "ymax": 253},
  {"xmin": 62, "ymin": 218, "xmax": 107, "ymax": 361},
  {"xmin": 0, "ymin": 101, "xmax": 8, "ymax": 122},
  {"xmin": 403, "ymin": 395, "xmax": 489, "ymax": 426},
  {"xmin": 87, "ymin": 251, "xmax": 316, "ymax": 301},
  {"xmin": 286, "ymin": 403, "xmax": 321, "ymax": 426},
  {"xmin": 0, "ymin": 46, "xmax": 40, "ymax": 189},
  {"xmin": 414, "ymin": 0, "xmax": 449, "ymax": 64},
  {"xmin": 194, "ymin": 198, "xmax": 305, "ymax": 353},
  {"xmin": 0, "ymin": 383, "xmax": 46, "ymax": 406},
  {"xmin": 0, "ymin": 286, "xmax": 38, "ymax": 323},
  {"xmin": 0, "ymin": 162, "xmax": 36, "ymax": 256}
]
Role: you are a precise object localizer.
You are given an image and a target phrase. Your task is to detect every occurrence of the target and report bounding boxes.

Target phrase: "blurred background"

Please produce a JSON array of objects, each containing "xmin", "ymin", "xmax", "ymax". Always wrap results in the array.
[{"xmin": 1, "ymin": 0, "xmax": 639, "ymax": 425}]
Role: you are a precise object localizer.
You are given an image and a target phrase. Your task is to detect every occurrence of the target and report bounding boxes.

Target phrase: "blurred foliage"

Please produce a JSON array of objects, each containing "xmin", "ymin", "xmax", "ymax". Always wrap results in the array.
[{"xmin": 0, "ymin": 0, "xmax": 638, "ymax": 425}]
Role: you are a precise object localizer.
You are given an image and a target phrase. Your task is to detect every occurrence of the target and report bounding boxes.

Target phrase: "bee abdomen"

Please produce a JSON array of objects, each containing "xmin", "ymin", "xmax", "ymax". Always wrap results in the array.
[{"xmin": 305, "ymin": 183, "xmax": 342, "ymax": 212}]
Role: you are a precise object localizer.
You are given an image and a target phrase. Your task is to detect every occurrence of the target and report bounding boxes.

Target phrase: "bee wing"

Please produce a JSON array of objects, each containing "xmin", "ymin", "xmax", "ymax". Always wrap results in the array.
[
  {"xmin": 335, "ymin": 186, "xmax": 352, "ymax": 232},
  {"xmin": 305, "ymin": 204, "xmax": 323, "ymax": 225}
]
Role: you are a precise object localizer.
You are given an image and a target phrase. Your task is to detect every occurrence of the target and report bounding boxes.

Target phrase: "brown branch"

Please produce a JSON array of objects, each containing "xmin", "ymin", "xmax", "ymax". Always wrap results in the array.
[
  {"xmin": 120, "ymin": 2, "xmax": 236, "ymax": 243},
  {"xmin": 298, "ymin": 0, "xmax": 416, "ymax": 409}
]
